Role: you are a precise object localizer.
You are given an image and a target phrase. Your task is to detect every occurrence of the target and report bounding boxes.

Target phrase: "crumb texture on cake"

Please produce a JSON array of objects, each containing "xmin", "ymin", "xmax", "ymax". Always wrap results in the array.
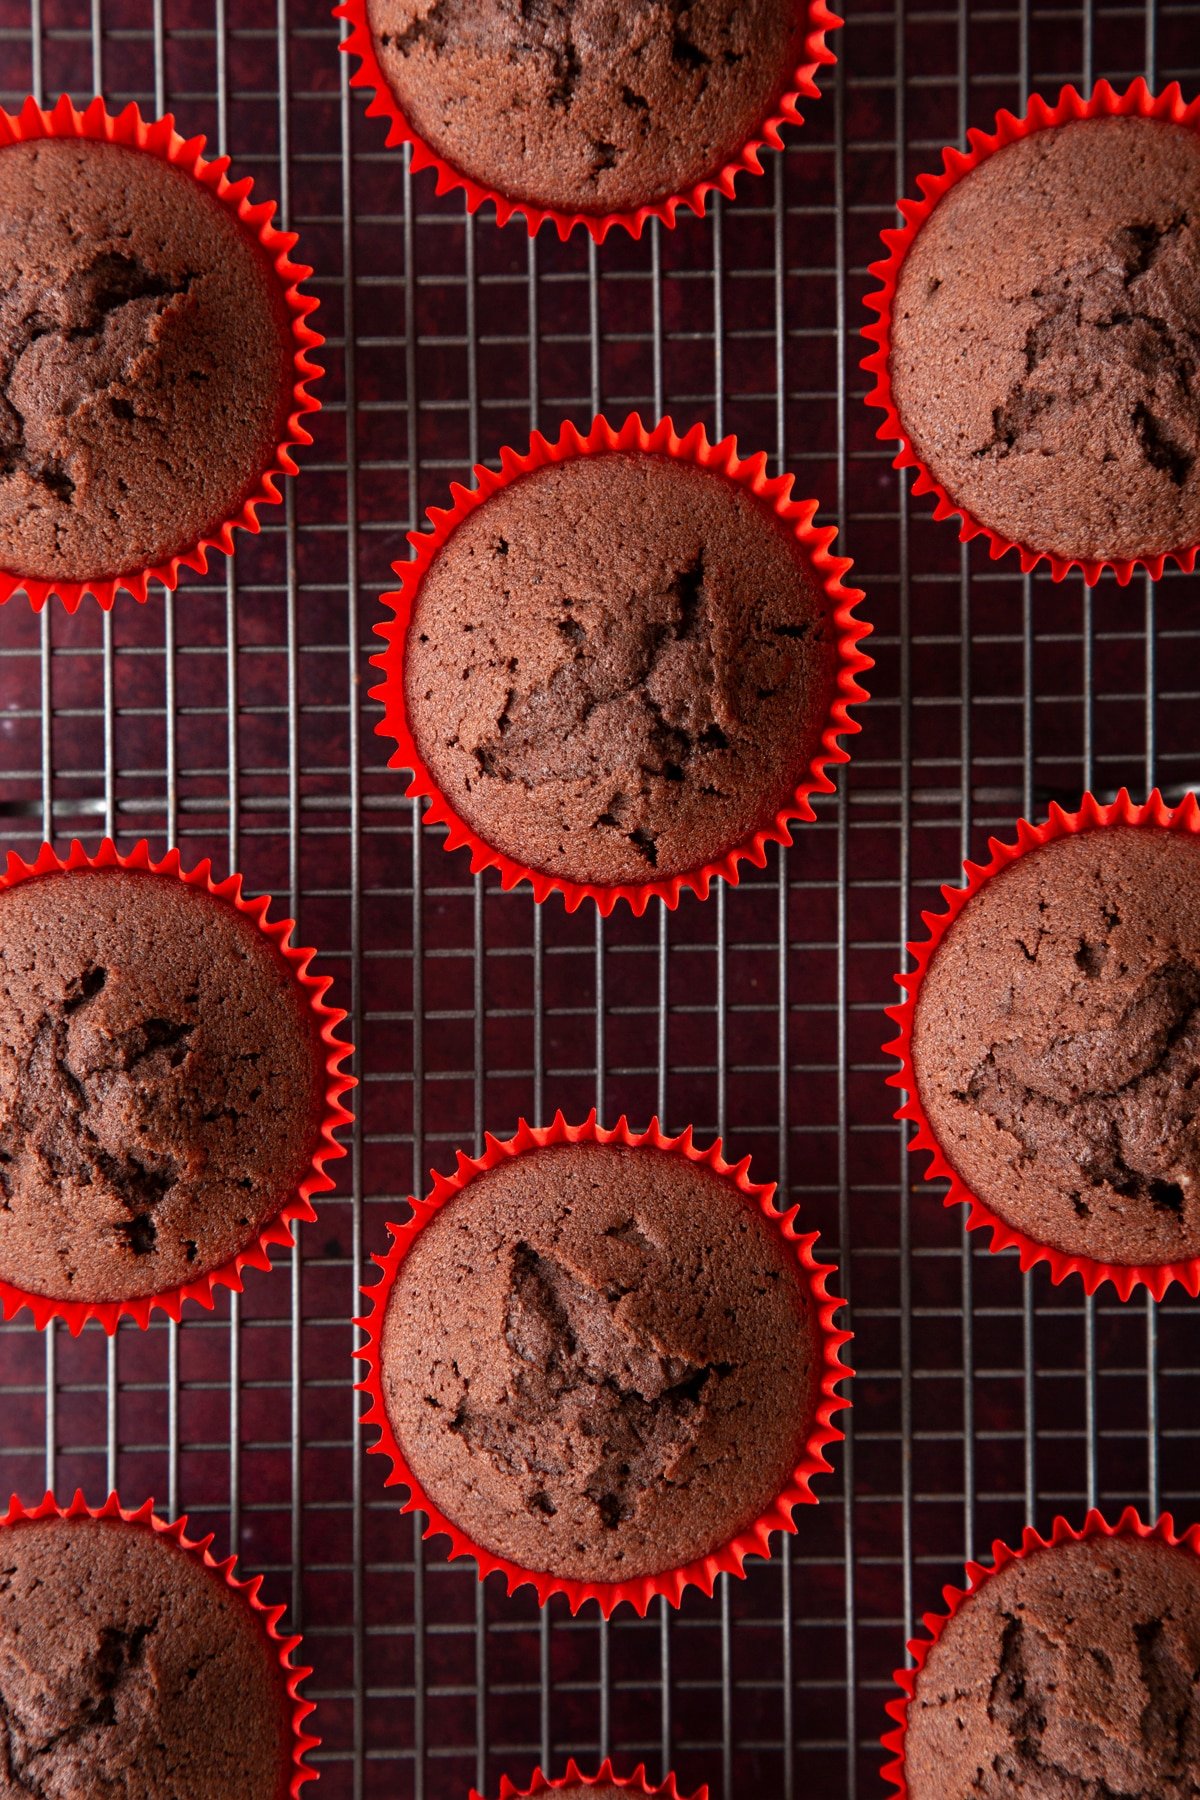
[
  {"xmin": 364, "ymin": 0, "xmax": 804, "ymax": 214},
  {"xmin": 0, "ymin": 1515, "xmax": 287, "ymax": 1800},
  {"xmin": 904, "ymin": 1534, "xmax": 1200, "ymax": 1799},
  {"xmin": 890, "ymin": 116, "xmax": 1200, "ymax": 562},
  {"xmin": 0, "ymin": 868, "xmax": 322, "ymax": 1304},
  {"xmin": 381, "ymin": 1142, "xmax": 817, "ymax": 1582},
  {"xmin": 912, "ymin": 827, "xmax": 1200, "ymax": 1265},
  {"xmin": 403, "ymin": 453, "xmax": 835, "ymax": 886},
  {"xmin": 0, "ymin": 138, "xmax": 292, "ymax": 582}
]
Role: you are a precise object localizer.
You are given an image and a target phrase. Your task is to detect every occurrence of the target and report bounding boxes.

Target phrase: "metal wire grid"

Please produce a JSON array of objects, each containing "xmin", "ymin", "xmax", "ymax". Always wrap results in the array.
[{"xmin": 0, "ymin": 0, "xmax": 1197, "ymax": 1795}]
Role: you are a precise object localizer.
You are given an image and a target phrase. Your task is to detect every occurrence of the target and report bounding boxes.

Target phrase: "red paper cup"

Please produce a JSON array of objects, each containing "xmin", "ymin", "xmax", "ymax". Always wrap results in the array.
[
  {"xmin": 356, "ymin": 1110, "xmax": 852, "ymax": 1618},
  {"xmin": 862, "ymin": 77, "xmax": 1200, "ymax": 586},
  {"xmin": 475, "ymin": 1760, "xmax": 707, "ymax": 1800},
  {"xmin": 881, "ymin": 1506, "xmax": 1200, "ymax": 1799},
  {"xmin": 0, "ymin": 1488, "xmax": 317, "ymax": 1796},
  {"xmin": 884, "ymin": 787, "xmax": 1200, "ymax": 1302},
  {"xmin": 0, "ymin": 93, "xmax": 323, "ymax": 613},
  {"xmin": 371, "ymin": 412, "xmax": 872, "ymax": 917},
  {"xmin": 0, "ymin": 836, "xmax": 355, "ymax": 1335},
  {"xmin": 335, "ymin": 0, "xmax": 839, "ymax": 243}
]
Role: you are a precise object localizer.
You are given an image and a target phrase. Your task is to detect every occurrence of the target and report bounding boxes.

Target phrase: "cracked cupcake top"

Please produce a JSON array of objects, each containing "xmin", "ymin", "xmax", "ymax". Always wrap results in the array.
[
  {"xmin": 0, "ymin": 868, "xmax": 323, "ymax": 1304},
  {"xmin": 380, "ymin": 1142, "xmax": 817, "ymax": 1583},
  {"xmin": 0, "ymin": 137, "xmax": 293, "ymax": 584},
  {"xmin": 402, "ymin": 452, "xmax": 835, "ymax": 886},
  {"xmin": 911, "ymin": 826, "xmax": 1200, "ymax": 1266},
  {"xmin": 890, "ymin": 115, "xmax": 1200, "ymax": 563},
  {"xmin": 0, "ymin": 1514, "xmax": 289, "ymax": 1800},
  {"xmin": 904, "ymin": 1534, "xmax": 1200, "ymax": 1799},
  {"xmin": 364, "ymin": 0, "xmax": 805, "ymax": 215}
]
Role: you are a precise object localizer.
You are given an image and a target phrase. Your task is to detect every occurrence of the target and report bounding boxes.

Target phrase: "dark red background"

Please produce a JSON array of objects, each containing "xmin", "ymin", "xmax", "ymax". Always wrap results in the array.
[{"xmin": 0, "ymin": 0, "xmax": 1197, "ymax": 1794}]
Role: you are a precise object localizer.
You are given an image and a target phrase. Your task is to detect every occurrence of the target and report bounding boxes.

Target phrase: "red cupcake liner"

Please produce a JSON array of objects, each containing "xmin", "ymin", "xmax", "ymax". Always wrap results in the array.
[
  {"xmin": 861, "ymin": 77, "xmax": 1200, "ymax": 587},
  {"xmin": 335, "ymin": 0, "xmax": 839, "ymax": 243},
  {"xmin": 0, "ymin": 836, "xmax": 355, "ymax": 1335},
  {"xmin": 371, "ymin": 412, "xmax": 871, "ymax": 917},
  {"xmin": 356, "ymin": 1110, "xmax": 853, "ymax": 1619},
  {"xmin": 0, "ymin": 1488, "xmax": 317, "ymax": 1796},
  {"xmin": 0, "ymin": 93, "xmax": 323, "ymax": 613},
  {"xmin": 881, "ymin": 1506, "xmax": 1200, "ymax": 1798},
  {"xmin": 884, "ymin": 787, "xmax": 1200, "ymax": 1302},
  {"xmin": 475, "ymin": 1758, "xmax": 707, "ymax": 1800}
]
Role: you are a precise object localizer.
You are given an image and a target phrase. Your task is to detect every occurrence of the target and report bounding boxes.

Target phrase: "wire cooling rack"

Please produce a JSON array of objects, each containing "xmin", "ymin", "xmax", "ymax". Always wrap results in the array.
[{"xmin": 0, "ymin": 0, "xmax": 1199, "ymax": 1795}]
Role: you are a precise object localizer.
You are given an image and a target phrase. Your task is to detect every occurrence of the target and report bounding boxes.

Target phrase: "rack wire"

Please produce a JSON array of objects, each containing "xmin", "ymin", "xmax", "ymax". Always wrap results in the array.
[{"xmin": 0, "ymin": 0, "xmax": 1198, "ymax": 1794}]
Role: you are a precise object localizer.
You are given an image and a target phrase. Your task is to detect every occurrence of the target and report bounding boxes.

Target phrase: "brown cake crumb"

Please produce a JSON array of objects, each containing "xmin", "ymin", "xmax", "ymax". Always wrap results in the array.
[
  {"xmin": 0, "ymin": 868, "xmax": 324, "ymax": 1304},
  {"xmin": 904, "ymin": 1534, "xmax": 1200, "ymax": 1799},
  {"xmin": 0, "ymin": 137, "xmax": 294, "ymax": 583},
  {"xmin": 403, "ymin": 453, "xmax": 836, "ymax": 886},
  {"xmin": 380, "ymin": 1141, "xmax": 819, "ymax": 1584},
  {"xmin": 0, "ymin": 1514, "xmax": 290, "ymax": 1800},
  {"xmin": 890, "ymin": 116, "xmax": 1200, "ymax": 562},
  {"xmin": 911, "ymin": 826, "xmax": 1200, "ymax": 1266},
  {"xmin": 365, "ymin": 0, "xmax": 807, "ymax": 215}
]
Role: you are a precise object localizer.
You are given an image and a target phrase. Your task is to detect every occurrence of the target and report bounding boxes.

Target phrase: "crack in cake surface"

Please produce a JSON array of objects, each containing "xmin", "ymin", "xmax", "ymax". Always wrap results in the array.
[{"xmin": 446, "ymin": 1240, "xmax": 727, "ymax": 1530}]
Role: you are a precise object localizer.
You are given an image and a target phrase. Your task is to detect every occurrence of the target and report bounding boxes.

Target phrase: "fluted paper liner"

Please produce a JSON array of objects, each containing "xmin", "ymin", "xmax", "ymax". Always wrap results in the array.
[
  {"xmin": 884, "ymin": 787, "xmax": 1200, "ymax": 1301},
  {"xmin": 357, "ymin": 1110, "xmax": 852, "ymax": 1618},
  {"xmin": 0, "ymin": 837, "xmax": 354, "ymax": 1334},
  {"xmin": 476, "ymin": 1758, "xmax": 707, "ymax": 1800},
  {"xmin": 371, "ymin": 412, "xmax": 872, "ymax": 916},
  {"xmin": 882, "ymin": 1506, "xmax": 1200, "ymax": 1798},
  {"xmin": 335, "ymin": 0, "xmax": 839, "ymax": 242},
  {"xmin": 0, "ymin": 1488, "xmax": 317, "ymax": 1795},
  {"xmin": 862, "ymin": 78, "xmax": 1200, "ymax": 586},
  {"xmin": 0, "ymin": 93, "xmax": 323, "ymax": 612}
]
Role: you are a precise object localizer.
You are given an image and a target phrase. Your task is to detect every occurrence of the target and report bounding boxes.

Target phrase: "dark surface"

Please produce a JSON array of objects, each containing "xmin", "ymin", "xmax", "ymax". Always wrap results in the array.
[
  {"xmin": 0, "ymin": 0, "xmax": 1198, "ymax": 1797},
  {"xmin": 913, "ymin": 827, "xmax": 1200, "ymax": 1266},
  {"xmin": 0, "ymin": 867, "xmax": 323, "ymax": 1302},
  {"xmin": 0, "ymin": 137, "xmax": 292, "ymax": 582},
  {"xmin": 891, "ymin": 115, "xmax": 1200, "ymax": 564},
  {"xmin": 0, "ymin": 1514, "xmax": 289, "ymax": 1800},
  {"xmin": 381, "ymin": 1142, "xmax": 816, "ymax": 1582},
  {"xmin": 404, "ymin": 452, "xmax": 835, "ymax": 884},
  {"xmin": 904, "ymin": 1534, "xmax": 1200, "ymax": 1798},
  {"xmin": 364, "ymin": 0, "xmax": 805, "ymax": 214}
]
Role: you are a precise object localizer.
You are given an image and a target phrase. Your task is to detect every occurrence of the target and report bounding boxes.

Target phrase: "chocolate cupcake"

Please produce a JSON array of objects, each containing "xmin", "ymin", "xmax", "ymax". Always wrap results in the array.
[
  {"xmin": 910, "ymin": 825, "xmax": 1200, "ymax": 1267},
  {"xmin": 402, "ymin": 451, "xmax": 837, "ymax": 888},
  {"xmin": 889, "ymin": 114, "xmax": 1200, "ymax": 562},
  {"xmin": 0, "ymin": 1513, "xmax": 291, "ymax": 1798},
  {"xmin": 0, "ymin": 135, "xmax": 294, "ymax": 584},
  {"xmin": 0, "ymin": 866, "xmax": 324, "ymax": 1305},
  {"xmin": 363, "ymin": 0, "xmax": 809, "ymax": 217},
  {"xmin": 377, "ymin": 1139, "xmax": 820, "ymax": 1584},
  {"xmin": 902, "ymin": 1532, "xmax": 1200, "ymax": 1799}
]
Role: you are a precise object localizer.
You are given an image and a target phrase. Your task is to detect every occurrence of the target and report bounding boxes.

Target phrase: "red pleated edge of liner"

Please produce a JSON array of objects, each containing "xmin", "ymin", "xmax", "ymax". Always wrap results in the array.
[
  {"xmin": 475, "ymin": 1758, "xmax": 706, "ymax": 1800},
  {"xmin": 333, "ymin": 0, "xmax": 840, "ymax": 242},
  {"xmin": 370, "ymin": 411, "xmax": 872, "ymax": 917},
  {"xmin": 0, "ymin": 94, "xmax": 323, "ymax": 613},
  {"xmin": 861, "ymin": 76, "xmax": 1200, "ymax": 587},
  {"xmin": 880, "ymin": 1506, "xmax": 1200, "ymax": 1797},
  {"xmin": 0, "ymin": 837, "xmax": 355, "ymax": 1335},
  {"xmin": 1, "ymin": 1489, "xmax": 318, "ymax": 1794},
  {"xmin": 355, "ymin": 1110, "xmax": 853, "ymax": 1619},
  {"xmin": 883, "ymin": 786, "xmax": 1200, "ymax": 1302}
]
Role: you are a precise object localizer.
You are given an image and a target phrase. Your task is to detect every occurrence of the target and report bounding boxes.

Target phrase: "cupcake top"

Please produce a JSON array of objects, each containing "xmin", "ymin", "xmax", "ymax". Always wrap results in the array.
[
  {"xmin": 0, "ymin": 1514, "xmax": 289, "ymax": 1800},
  {"xmin": 911, "ymin": 826, "xmax": 1200, "ymax": 1267},
  {"xmin": 380, "ymin": 1142, "xmax": 818, "ymax": 1583},
  {"xmin": 0, "ymin": 867, "xmax": 323, "ymax": 1304},
  {"xmin": 890, "ymin": 115, "xmax": 1200, "ymax": 563},
  {"xmin": 903, "ymin": 1533, "xmax": 1200, "ymax": 1800},
  {"xmin": 0, "ymin": 136, "xmax": 294, "ymax": 584},
  {"xmin": 365, "ymin": 0, "xmax": 807, "ymax": 216},
  {"xmin": 403, "ymin": 452, "xmax": 835, "ymax": 887}
]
